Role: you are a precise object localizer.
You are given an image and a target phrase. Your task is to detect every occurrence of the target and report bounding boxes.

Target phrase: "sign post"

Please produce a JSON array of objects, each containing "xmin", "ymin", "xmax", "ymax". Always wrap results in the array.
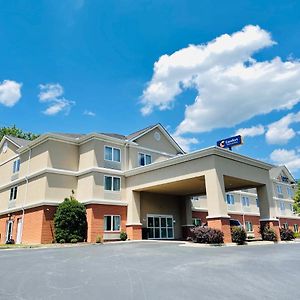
[{"xmin": 216, "ymin": 135, "xmax": 243, "ymax": 150}]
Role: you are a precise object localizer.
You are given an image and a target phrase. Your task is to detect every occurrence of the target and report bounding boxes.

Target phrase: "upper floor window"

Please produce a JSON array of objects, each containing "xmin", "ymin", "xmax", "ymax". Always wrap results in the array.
[
  {"xmin": 279, "ymin": 201, "xmax": 285, "ymax": 211},
  {"xmin": 276, "ymin": 185, "xmax": 283, "ymax": 195},
  {"xmin": 289, "ymin": 203, "xmax": 293, "ymax": 212},
  {"xmin": 242, "ymin": 196, "xmax": 250, "ymax": 207},
  {"xmin": 138, "ymin": 153, "xmax": 152, "ymax": 166},
  {"xmin": 104, "ymin": 215, "xmax": 121, "ymax": 231},
  {"xmin": 9, "ymin": 186, "xmax": 18, "ymax": 201},
  {"xmin": 13, "ymin": 159, "xmax": 20, "ymax": 173},
  {"xmin": 256, "ymin": 198, "xmax": 259, "ymax": 207},
  {"xmin": 287, "ymin": 187, "xmax": 293, "ymax": 198},
  {"xmin": 104, "ymin": 176, "xmax": 121, "ymax": 192},
  {"xmin": 104, "ymin": 146, "xmax": 121, "ymax": 162},
  {"xmin": 226, "ymin": 194, "xmax": 235, "ymax": 205}
]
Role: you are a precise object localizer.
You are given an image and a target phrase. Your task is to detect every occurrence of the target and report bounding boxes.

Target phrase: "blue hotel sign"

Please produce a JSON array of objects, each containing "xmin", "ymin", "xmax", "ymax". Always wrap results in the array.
[{"xmin": 217, "ymin": 135, "xmax": 243, "ymax": 149}]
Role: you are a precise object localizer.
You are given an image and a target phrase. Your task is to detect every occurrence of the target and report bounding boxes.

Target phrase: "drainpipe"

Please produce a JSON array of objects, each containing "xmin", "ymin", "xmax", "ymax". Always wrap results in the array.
[
  {"xmin": 20, "ymin": 147, "xmax": 32, "ymax": 244},
  {"xmin": 240, "ymin": 192, "xmax": 245, "ymax": 228}
]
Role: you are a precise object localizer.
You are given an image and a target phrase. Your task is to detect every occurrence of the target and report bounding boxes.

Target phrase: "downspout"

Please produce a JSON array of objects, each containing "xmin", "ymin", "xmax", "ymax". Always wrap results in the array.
[{"xmin": 20, "ymin": 147, "xmax": 32, "ymax": 244}]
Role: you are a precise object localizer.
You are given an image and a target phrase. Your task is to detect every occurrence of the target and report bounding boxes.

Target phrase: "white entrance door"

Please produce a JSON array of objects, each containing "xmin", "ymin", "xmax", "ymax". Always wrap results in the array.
[
  {"xmin": 147, "ymin": 215, "xmax": 174, "ymax": 239},
  {"xmin": 16, "ymin": 218, "xmax": 23, "ymax": 244},
  {"xmin": 5, "ymin": 220, "xmax": 13, "ymax": 242}
]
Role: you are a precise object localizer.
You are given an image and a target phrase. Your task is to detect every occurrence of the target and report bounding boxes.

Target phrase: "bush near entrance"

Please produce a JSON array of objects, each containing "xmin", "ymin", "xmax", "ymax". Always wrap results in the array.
[
  {"xmin": 190, "ymin": 226, "xmax": 224, "ymax": 244},
  {"xmin": 260, "ymin": 225, "xmax": 277, "ymax": 242},
  {"xmin": 54, "ymin": 192, "xmax": 87, "ymax": 243},
  {"xmin": 280, "ymin": 228, "xmax": 295, "ymax": 241},
  {"xmin": 231, "ymin": 227, "xmax": 247, "ymax": 245}
]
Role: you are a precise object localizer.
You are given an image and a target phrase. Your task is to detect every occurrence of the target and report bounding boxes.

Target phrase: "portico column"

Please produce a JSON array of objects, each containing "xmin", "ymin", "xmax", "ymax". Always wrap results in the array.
[
  {"xmin": 257, "ymin": 181, "xmax": 280, "ymax": 241},
  {"xmin": 205, "ymin": 169, "xmax": 232, "ymax": 243},
  {"xmin": 126, "ymin": 190, "xmax": 142, "ymax": 240},
  {"xmin": 181, "ymin": 197, "xmax": 193, "ymax": 239}
]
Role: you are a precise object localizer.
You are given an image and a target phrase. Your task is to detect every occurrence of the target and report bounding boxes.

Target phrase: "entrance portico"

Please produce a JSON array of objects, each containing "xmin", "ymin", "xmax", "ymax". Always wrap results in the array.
[{"xmin": 125, "ymin": 147, "xmax": 278, "ymax": 242}]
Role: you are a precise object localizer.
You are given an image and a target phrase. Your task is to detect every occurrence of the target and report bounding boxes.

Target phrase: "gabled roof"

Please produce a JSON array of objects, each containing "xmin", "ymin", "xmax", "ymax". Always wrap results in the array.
[
  {"xmin": 0, "ymin": 135, "xmax": 32, "ymax": 149},
  {"xmin": 126, "ymin": 123, "xmax": 185, "ymax": 154},
  {"xmin": 270, "ymin": 165, "xmax": 296, "ymax": 183}
]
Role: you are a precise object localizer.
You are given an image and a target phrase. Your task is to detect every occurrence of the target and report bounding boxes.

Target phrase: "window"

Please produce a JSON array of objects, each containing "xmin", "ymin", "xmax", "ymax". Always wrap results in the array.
[
  {"xmin": 283, "ymin": 223, "xmax": 289, "ymax": 230},
  {"xmin": 226, "ymin": 194, "xmax": 235, "ymax": 205},
  {"xmin": 104, "ymin": 215, "xmax": 120, "ymax": 231},
  {"xmin": 294, "ymin": 224, "xmax": 299, "ymax": 233},
  {"xmin": 138, "ymin": 153, "xmax": 152, "ymax": 166},
  {"xmin": 13, "ymin": 159, "xmax": 20, "ymax": 173},
  {"xmin": 245, "ymin": 221, "xmax": 253, "ymax": 232},
  {"xmin": 276, "ymin": 185, "xmax": 283, "ymax": 195},
  {"xmin": 279, "ymin": 201, "xmax": 285, "ymax": 211},
  {"xmin": 104, "ymin": 176, "xmax": 121, "ymax": 191},
  {"xmin": 242, "ymin": 196, "xmax": 250, "ymax": 207},
  {"xmin": 287, "ymin": 187, "xmax": 293, "ymax": 198},
  {"xmin": 289, "ymin": 203, "xmax": 293, "ymax": 212},
  {"xmin": 9, "ymin": 186, "xmax": 18, "ymax": 201},
  {"xmin": 256, "ymin": 198, "xmax": 259, "ymax": 207},
  {"xmin": 104, "ymin": 146, "xmax": 121, "ymax": 162},
  {"xmin": 192, "ymin": 218, "xmax": 201, "ymax": 226}
]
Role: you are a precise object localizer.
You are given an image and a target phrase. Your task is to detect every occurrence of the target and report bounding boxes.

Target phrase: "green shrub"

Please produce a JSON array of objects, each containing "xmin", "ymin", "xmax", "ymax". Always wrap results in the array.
[
  {"xmin": 190, "ymin": 226, "xmax": 224, "ymax": 244},
  {"xmin": 294, "ymin": 232, "xmax": 300, "ymax": 239},
  {"xmin": 120, "ymin": 231, "xmax": 127, "ymax": 241},
  {"xmin": 260, "ymin": 225, "xmax": 277, "ymax": 242},
  {"xmin": 231, "ymin": 227, "xmax": 247, "ymax": 245},
  {"xmin": 54, "ymin": 192, "xmax": 87, "ymax": 243},
  {"xmin": 59, "ymin": 239, "xmax": 65, "ymax": 244},
  {"xmin": 96, "ymin": 235, "xmax": 102, "ymax": 243},
  {"xmin": 70, "ymin": 238, "xmax": 78, "ymax": 244},
  {"xmin": 280, "ymin": 228, "xmax": 295, "ymax": 241}
]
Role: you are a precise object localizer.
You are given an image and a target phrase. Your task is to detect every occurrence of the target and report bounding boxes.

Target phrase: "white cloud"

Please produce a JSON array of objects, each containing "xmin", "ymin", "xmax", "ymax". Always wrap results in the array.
[
  {"xmin": 270, "ymin": 149, "xmax": 300, "ymax": 173},
  {"xmin": 83, "ymin": 110, "xmax": 96, "ymax": 117},
  {"xmin": 141, "ymin": 25, "xmax": 300, "ymax": 149},
  {"xmin": 172, "ymin": 134, "xmax": 198, "ymax": 152},
  {"xmin": 0, "ymin": 80, "xmax": 22, "ymax": 107},
  {"xmin": 266, "ymin": 111, "xmax": 300, "ymax": 144},
  {"xmin": 235, "ymin": 124, "xmax": 265, "ymax": 137},
  {"xmin": 38, "ymin": 83, "xmax": 75, "ymax": 116}
]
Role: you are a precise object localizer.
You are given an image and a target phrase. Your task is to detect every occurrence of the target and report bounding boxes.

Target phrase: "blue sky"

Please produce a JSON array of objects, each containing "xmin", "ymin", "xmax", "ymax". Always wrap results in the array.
[{"xmin": 0, "ymin": 1, "xmax": 300, "ymax": 177}]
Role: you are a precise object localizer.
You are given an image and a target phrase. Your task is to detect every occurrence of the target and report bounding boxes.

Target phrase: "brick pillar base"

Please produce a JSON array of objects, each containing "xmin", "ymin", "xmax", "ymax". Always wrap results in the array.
[
  {"xmin": 207, "ymin": 216, "xmax": 232, "ymax": 243},
  {"xmin": 260, "ymin": 220, "xmax": 281, "ymax": 241},
  {"xmin": 126, "ymin": 224, "xmax": 142, "ymax": 240}
]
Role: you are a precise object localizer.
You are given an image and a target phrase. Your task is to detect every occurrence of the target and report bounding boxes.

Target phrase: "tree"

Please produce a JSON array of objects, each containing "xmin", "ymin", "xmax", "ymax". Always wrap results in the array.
[
  {"xmin": 0, "ymin": 125, "xmax": 39, "ymax": 142},
  {"xmin": 293, "ymin": 181, "xmax": 300, "ymax": 215},
  {"xmin": 54, "ymin": 192, "xmax": 87, "ymax": 243}
]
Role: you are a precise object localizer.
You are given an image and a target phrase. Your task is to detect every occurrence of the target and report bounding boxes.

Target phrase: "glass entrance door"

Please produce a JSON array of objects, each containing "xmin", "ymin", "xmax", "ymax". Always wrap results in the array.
[{"xmin": 147, "ymin": 215, "xmax": 174, "ymax": 239}]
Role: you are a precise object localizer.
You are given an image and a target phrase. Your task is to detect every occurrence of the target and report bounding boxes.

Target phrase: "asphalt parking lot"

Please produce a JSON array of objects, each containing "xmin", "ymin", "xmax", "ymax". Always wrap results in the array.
[{"xmin": 0, "ymin": 241, "xmax": 299, "ymax": 300}]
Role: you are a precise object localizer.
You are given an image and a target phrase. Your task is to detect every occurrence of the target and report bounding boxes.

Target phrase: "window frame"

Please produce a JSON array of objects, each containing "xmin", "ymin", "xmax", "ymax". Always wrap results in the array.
[
  {"xmin": 104, "ymin": 215, "xmax": 121, "ymax": 232},
  {"xmin": 192, "ymin": 218, "xmax": 202, "ymax": 227},
  {"xmin": 245, "ymin": 221, "xmax": 253, "ymax": 232},
  {"xmin": 104, "ymin": 175, "xmax": 121, "ymax": 192},
  {"xmin": 9, "ymin": 186, "xmax": 18, "ymax": 201},
  {"xmin": 279, "ymin": 201, "xmax": 285, "ymax": 211},
  {"xmin": 283, "ymin": 222, "xmax": 289, "ymax": 230},
  {"xmin": 294, "ymin": 224, "xmax": 299, "ymax": 233},
  {"xmin": 226, "ymin": 194, "xmax": 235, "ymax": 205},
  {"xmin": 13, "ymin": 158, "xmax": 21, "ymax": 174},
  {"xmin": 276, "ymin": 184, "xmax": 283, "ymax": 195},
  {"xmin": 242, "ymin": 196, "xmax": 250, "ymax": 207},
  {"xmin": 138, "ymin": 152, "xmax": 152, "ymax": 166},
  {"xmin": 104, "ymin": 145, "xmax": 121, "ymax": 163}
]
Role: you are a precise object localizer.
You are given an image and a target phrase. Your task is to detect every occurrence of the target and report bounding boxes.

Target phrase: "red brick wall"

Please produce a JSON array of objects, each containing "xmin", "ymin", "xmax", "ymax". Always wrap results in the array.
[
  {"xmin": 279, "ymin": 217, "xmax": 300, "ymax": 232},
  {"xmin": 192, "ymin": 211, "xmax": 208, "ymax": 224},
  {"xmin": 86, "ymin": 204, "xmax": 127, "ymax": 242}
]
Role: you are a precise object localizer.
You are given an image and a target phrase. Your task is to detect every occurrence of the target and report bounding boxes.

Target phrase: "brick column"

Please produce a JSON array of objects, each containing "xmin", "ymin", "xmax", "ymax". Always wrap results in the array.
[
  {"xmin": 260, "ymin": 219, "xmax": 281, "ymax": 241},
  {"xmin": 126, "ymin": 190, "xmax": 142, "ymax": 240},
  {"xmin": 205, "ymin": 169, "xmax": 232, "ymax": 243}
]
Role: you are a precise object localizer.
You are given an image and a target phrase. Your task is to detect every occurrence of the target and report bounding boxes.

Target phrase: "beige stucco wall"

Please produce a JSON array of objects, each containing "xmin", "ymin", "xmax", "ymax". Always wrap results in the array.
[
  {"xmin": 134, "ymin": 128, "xmax": 179, "ymax": 156},
  {"xmin": 0, "ymin": 140, "xmax": 18, "ymax": 164},
  {"xmin": 78, "ymin": 140, "xmax": 95, "ymax": 171},
  {"xmin": 47, "ymin": 140, "xmax": 78, "ymax": 171}
]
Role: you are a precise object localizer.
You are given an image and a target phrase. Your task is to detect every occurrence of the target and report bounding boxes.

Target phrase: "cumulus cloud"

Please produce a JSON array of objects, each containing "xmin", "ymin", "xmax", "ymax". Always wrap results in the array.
[
  {"xmin": 38, "ymin": 83, "xmax": 75, "ymax": 116},
  {"xmin": 235, "ymin": 124, "xmax": 265, "ymax": 137},
  {"xmin": 83, "ymin": 110, "xmax": 96, "ymax": 117},
  {"xmin": 270, "ymin": 148, "xmax": 300, "ymax": 173},
  {"xmin": 266, "ymin": 111, "xmax": 300, "ymax": 144},
  {"xmin": 0, "ymin": 80, "xmax": 22, "ymax": 107},
  {"xmin": 172, "ymin": 134, "xmax": 198, "ymax": 152},
  {"xmin": 141, "ymin": 25, "xmax": 300, "ymax": 149}
]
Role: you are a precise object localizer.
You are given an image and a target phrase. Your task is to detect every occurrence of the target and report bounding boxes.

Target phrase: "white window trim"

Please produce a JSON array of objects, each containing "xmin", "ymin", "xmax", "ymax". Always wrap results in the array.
[
  {"xmin": 245, "ymin": 221, "xmax": 254, "ymax": 232},
  {"xmin": 13, "ymin": 159, "xmax": 21, "ymax": 174},
  {"xmin": 103, "ymin": 175, "xmax": 121, "ymax": 192},
  {"xmin": 242, "ymin": 196, "xmax": 250, "ymax": 207},
  {"xmin": 138, "ymin": 152, "xmax": 152, "ymax": 166},
  {"xmin": 104, "ymin": 145, "xmax": 121, "ymax": 163},
  {"xmin": 104, "ymin": 215, "xmax": 121, "ymax": 232}
]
